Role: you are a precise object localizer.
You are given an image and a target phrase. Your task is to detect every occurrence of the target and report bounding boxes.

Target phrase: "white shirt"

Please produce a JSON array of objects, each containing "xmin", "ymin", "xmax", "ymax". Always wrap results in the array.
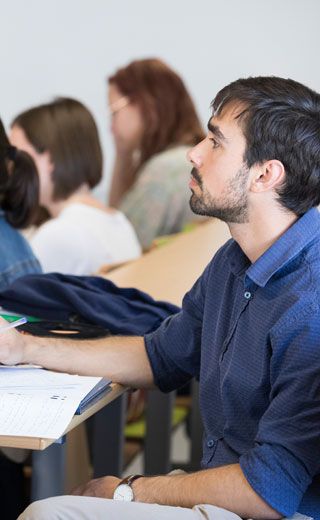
[{"xmin": 31, "ymin": 203, "xmax": 141, "ymax": 275}]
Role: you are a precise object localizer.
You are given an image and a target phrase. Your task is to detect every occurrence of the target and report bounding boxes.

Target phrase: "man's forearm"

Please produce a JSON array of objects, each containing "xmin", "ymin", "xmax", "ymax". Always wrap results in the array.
[
  {"xmin": 133, "ymin": 464, "xmax": 281, "ymax": 519},
  {"xmin": 21, "ymin": 334, "xmax": 155, "ymax": 388}
]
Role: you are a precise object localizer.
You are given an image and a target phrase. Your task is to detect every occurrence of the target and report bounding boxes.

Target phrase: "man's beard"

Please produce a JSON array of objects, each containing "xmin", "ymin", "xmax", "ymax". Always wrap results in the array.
[{"xmin": 189, "ymin": 166, "xmax": 249, "ymax": 224}]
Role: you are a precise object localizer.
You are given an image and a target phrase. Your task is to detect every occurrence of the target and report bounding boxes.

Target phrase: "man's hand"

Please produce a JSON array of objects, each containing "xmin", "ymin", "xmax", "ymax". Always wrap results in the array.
[
  {"xmin": 71, "ymin": 476, "xmax": 121, "ymax": 499},
  {"xmin": 0, "ymin": 317, "xmax": 26, "ymax": 365}
]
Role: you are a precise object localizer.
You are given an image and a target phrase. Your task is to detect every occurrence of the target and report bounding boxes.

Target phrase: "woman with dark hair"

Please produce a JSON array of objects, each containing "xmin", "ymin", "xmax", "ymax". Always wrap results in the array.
[
  {"xmin": 108, "ymin": 58, "xmax": 205, "ymax": 250},
  {"xmin": 0, "ymin": 118, "xmax": 41, "ymax": 519},
  {"xmin": 0, "ymin": 118, "xmax": 41, "ymax": 289},
  {"xmin": 10, "ymin": 98, "xmax": 141, "ymax": 274}
]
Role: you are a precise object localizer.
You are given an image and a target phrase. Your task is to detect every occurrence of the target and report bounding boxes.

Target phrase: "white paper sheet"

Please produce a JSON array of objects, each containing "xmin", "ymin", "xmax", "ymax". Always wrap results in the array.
[{"xmin": 0, "ymin": 368, "xmax": 102, "ymax": 438}]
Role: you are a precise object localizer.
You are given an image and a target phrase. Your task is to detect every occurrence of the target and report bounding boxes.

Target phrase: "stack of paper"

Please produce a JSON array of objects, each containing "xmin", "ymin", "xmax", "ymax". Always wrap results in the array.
[{"xmin": 0, "ymin": 366, "xmax": 108, "ymax": 439}]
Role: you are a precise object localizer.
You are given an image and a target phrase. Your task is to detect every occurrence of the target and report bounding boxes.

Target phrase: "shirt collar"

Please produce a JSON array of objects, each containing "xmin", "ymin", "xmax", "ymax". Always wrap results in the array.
[
  {"xmin": 246, "ymin": 208, "xmax": 320, "ymax": 287},
  {"xmin": 225, "ymin": 240, "xmax": 251, "ymax": 276}
]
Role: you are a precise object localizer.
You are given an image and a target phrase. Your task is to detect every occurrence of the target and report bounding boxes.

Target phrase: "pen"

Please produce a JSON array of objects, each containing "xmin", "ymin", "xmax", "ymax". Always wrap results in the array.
[{"xmin": 0, "ymin": 316, "xmax": 27, "ymax": 332}]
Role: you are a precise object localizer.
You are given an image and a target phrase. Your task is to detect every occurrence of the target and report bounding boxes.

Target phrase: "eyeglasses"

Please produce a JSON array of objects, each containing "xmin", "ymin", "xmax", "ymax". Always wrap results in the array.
[{"xmin": 109, "ymin": 96, "xmax": 130, "ymax": 117}]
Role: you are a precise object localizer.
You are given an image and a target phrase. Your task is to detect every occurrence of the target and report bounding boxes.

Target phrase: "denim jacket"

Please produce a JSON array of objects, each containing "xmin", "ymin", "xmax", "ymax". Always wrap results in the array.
[{"xmin": 0, "ymin": 211, "xmax": 41, "ymax": 291}]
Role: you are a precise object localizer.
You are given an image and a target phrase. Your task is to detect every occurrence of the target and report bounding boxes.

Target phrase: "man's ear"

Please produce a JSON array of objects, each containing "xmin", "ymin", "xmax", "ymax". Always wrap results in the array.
[{"xmin": 250, "ymin": 160, "xmax": 285, "ymax": 193}]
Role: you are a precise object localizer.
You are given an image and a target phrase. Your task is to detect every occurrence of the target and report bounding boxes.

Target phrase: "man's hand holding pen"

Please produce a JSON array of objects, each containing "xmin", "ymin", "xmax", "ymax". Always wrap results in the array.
[{"xmin": 0, "ymin": 316, "xmax": 27, "ymax": 366}]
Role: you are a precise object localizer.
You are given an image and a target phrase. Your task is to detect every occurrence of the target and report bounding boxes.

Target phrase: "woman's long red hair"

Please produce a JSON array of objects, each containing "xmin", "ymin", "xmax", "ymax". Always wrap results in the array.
[{"xmin": 108, "ymin": 58, "xmax": 204, "ymax": 167}]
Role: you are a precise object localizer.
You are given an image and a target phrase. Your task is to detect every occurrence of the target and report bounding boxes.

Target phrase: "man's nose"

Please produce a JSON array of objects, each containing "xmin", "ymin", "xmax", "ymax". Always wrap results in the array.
[{"xmin": 187, "ymin": 142, "xmax": 203, "ymax": 168}]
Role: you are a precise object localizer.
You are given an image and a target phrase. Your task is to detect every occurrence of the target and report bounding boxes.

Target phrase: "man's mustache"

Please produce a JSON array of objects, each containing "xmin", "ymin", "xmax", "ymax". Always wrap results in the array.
[{"xmin": 191, "ymin": 167, "xmax": 202, "ymax": 186}]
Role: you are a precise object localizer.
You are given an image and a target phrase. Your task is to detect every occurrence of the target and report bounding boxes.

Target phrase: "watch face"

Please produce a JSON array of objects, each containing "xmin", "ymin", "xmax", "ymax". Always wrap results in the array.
[{"xmin": 113, "ymin": 483, "xmax": 134, "ymax": 501}]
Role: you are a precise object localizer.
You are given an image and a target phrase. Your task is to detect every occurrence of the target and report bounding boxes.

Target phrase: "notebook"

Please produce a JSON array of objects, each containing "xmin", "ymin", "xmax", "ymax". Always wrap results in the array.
[{"xmin": 75, "ymin": 378, "xmax": 112, "ymax": 415}]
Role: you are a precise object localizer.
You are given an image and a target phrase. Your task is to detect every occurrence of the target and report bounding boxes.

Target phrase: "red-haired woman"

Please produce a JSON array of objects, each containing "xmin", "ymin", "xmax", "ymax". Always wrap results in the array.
[{"xmin": 108, "ymin": 58, "xmax": 205, "ymax": 250}]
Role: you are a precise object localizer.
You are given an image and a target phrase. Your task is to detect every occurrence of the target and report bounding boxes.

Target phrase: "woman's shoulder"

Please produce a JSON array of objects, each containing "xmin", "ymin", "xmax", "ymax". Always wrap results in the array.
[
  {"xmin": 31, "ymin": 213, "xmax": 67, "ymax": 238},
  {"xmin": 32, "ymin": 203, "xmax": 138, "ymax": 249},
  {"xmin": 32, "ymin": 203, "xmax": 106, "ymax": 232},
  {"xmin": 0, "ymin": 213, "xmax": 33, "ymax": 251},
  {"xmin": 30, "ymin": 210, "xmax": 82, "ymax": 251},
  {"xmin": 31, "ymin": 203, "xmax": 140, "ymax": 274},
  {"xmin": 62, "ymin": 202, "xmax": 134, "ymax": 229},
  {"xmin": 30, "ymin": 210, "xmax": 89, "ymax": 274},
  {"xmin": 0, "ymin": 214, "xmax": 41, "ymax": 283}
]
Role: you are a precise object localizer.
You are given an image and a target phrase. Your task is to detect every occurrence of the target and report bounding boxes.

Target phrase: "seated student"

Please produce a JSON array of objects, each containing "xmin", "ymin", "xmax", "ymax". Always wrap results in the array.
[
  {"xmin": 4, "ymin": 76, "xmax": 320, "ymax": 520},
  {"xmin": 0, "ymin": 118, "xmax": 41, "ymax": 287},
  {"xmin": 108, "ymin": 58, "xmax": 205, "ymax": 250},
  {"xmin": 10, "ymin": 98, "xmax": 141, "ymax": 275},
  {"xmin": 0, "ymin": 118, "xmax": 41, "ymax": 519}
]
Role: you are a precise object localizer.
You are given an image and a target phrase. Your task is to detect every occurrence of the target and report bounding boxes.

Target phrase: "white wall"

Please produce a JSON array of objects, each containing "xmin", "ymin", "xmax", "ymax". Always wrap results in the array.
[{"xmin": 1, "ymin": 0, "xmax": 319, "ymax": 200}]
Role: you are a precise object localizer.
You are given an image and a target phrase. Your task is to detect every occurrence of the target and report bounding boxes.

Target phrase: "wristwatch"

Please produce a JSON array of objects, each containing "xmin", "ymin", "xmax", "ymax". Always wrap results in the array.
[{"xmin": 113, "ymin": 474, "xmax": 142, "ymax": 501}]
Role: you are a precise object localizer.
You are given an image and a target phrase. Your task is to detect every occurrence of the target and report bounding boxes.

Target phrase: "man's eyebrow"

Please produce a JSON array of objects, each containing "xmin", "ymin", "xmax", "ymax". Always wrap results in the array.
[{"xmin": 207, "ymin": 120, "xmax": 227, "ymax": 141}]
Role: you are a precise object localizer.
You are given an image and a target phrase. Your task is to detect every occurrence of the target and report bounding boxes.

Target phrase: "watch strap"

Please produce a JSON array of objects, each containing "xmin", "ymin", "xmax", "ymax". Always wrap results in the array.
[{"xmin": 119, "ymin": 474, "xmax": 143, "ymax": 487}]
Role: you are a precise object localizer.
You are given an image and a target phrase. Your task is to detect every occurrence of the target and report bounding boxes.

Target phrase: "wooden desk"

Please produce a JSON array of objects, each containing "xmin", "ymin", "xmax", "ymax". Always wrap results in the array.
[
  {"xmin": 0, "ymin": 383, "xmax": 125, "ymax": 450},
  {"xmin": 0, "ymin": 383, "xmax": 126, "ymax": 501},
  {"xmin": 107, "ymin": 219, "xmax": 230, "ymax": 306},
  {"xmin": 30, "ymin": 383, "xmax": 128, "ymax": 501}
]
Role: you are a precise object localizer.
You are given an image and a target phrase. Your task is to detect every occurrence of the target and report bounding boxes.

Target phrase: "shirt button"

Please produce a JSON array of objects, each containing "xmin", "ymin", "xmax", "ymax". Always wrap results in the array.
[
  {"xmin": 207, "ymin": 439, "xmax": 214, "ymax": 448},
  {"xmin": 244, "ymin": 291, "xmax": 251, "ymax": 299}
]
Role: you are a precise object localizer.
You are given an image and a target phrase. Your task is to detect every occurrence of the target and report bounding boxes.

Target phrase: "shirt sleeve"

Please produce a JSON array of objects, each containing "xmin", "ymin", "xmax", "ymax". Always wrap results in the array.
[
  {"xmin": 240, "ymin": 309, "xmax": 320, "ymax": 516},
  {"xmin": 144, "ymin": 262, "xmax": 212, "ymax": 392}
]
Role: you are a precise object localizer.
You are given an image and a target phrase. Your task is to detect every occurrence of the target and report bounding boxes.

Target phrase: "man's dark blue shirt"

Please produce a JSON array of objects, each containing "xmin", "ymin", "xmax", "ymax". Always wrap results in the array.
[{"xmin": 145, "ymin": 208, "xmax": 320, "ymax": 519}]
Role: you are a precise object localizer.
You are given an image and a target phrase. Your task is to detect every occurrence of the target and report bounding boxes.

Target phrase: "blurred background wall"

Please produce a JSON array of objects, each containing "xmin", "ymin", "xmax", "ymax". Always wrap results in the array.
[{"xmin": 1, "ymin": 0, "xmax": 319, "ymax": 200}]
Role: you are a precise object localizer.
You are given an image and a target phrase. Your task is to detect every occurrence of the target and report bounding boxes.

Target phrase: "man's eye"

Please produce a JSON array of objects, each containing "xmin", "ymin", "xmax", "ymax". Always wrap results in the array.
[{"xmin": 209, "ymin": 138, "xmax": 219, "ymax": 149}]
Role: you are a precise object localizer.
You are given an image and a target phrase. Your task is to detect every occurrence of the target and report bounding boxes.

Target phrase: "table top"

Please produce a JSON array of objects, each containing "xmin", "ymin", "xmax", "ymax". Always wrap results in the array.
[
  {"xmin": 106, "ymin": 219, "xmax": 230, "ymax": 306},
  {"xmin": 0, "ymin": 383, "xmax": 126, "ymax": 450}
]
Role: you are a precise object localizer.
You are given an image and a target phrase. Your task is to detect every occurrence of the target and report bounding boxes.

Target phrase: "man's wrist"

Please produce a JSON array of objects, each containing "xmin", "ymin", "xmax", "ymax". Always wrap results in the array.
[
  {"xmin": 131, "ymin": 475, "xmax": 167, "ymax": 504},
  {"xmin": 131, "ymin": 473, "xmax": 191, "ymax": 506},
  {"xmin": 131, "ymin": 475, "xmax": 148, "ymax": 502},
  {"xmin": 21, "ymin": 334, "xmax": 41, "ymax": 365}
]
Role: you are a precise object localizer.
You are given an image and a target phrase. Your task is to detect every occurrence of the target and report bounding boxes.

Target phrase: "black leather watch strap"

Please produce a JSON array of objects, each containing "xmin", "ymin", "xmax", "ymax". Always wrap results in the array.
[{"xmin": 119, "ymin": 474, "xmax": 143, "ymax": 487}]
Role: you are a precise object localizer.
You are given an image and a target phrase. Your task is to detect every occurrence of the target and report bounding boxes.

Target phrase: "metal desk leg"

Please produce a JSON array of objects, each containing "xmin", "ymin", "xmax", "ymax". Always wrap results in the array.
[
  {"xmin": 31, "ymin": 442, "xmax": 66, "ymax": 501},
  {"xmin": 144, "ymin": 389, "xmax": 175, "ymax": 475},
  {"xmin": 91, "ymin": 393, "xmax": 127, "ymax": 478}
]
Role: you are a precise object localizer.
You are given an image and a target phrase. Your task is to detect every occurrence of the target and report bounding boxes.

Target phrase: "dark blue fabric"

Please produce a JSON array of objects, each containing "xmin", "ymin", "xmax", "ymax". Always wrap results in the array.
[
  {"xmin": 145, "ymin": 207, "xmax": 320, "ymax": 519},
  {"xmin": 0, "ymin": 273, "xmax": 180, "ymax": 335}
]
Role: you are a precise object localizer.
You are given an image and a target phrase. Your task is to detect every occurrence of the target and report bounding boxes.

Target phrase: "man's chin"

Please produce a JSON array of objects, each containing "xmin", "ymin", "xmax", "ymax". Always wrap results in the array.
[{"xmin": 189, "ymin": 195, "xmax": 208, "ymax": 216}]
